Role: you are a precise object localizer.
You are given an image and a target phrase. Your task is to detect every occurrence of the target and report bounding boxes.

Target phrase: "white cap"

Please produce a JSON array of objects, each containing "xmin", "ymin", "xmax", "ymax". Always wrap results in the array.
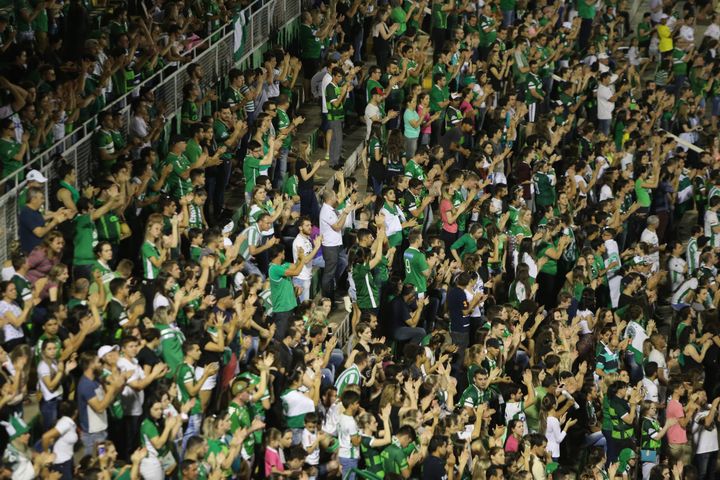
[
  {"xmin": 562, "ymin": 21, "xmax": 572, "ymax": 29},
  {"xmin": 26, "ymin": 170, "xmax": 47, "ymax": 183},
  {"xmin": 98, "ymin": 345, "xmax": 119, "ymax": 359},
  {"xmin": 598, "ymin": 52, "xmax": 609, "ymax": 60}
]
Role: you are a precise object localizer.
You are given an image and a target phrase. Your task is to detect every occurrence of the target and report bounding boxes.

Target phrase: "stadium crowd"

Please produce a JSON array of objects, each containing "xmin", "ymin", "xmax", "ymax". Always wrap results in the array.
[{"xmin": 2, "ymin": 0, "xmax": 720, "ymax": 477}]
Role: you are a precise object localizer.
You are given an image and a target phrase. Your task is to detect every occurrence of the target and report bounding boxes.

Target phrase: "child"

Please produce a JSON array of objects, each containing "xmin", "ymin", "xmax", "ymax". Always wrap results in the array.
[
  {"xmin": 188, "ymin": 188, "xmax": 208, "ymax": 230},
  {"xmin": 188, "ymin": 228, "xmax": 204, "ymax": 262},
  {"xmin": 640, "ymin": 401, "xmax": 675, "ymax": 480},
  {"xmin": 302, "ymin": 413, "xmax": 322, "ymax": 479},
  {"xmin": 265, "ymin": 428, "xmax": 285, "ymax": 477}
]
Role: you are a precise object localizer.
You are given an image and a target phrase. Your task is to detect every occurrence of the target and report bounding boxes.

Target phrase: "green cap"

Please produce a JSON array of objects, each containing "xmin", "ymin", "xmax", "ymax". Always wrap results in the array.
[{"xmin": 2, "ymin": 414, "xmax": 30, "ymax": 440}]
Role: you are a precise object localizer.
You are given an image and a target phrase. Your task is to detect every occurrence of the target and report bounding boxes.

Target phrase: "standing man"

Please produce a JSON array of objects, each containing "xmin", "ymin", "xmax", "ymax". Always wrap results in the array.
[
  {"xmin": 273, "ymin": 94, "xmax": 305, "ymax": 188},
  {"xmin": 77, "ymin": 351, "xmax": 125, "ymax": 455},
  {"xmin": 325, "ymin": 67, "xmax": 353, "ymax": 170},
  {"xmin": 319, "ymin": 190, "xmax": 356, "ymax": 304},
  {"xmin": 268, "ymin": 239, "xmax": 320, "ymax": 340},
  {"xmin": 292, "ymin": 216, "xmax": 317, "ymax": 302},
  {"xmin": 177, "ymin": 341, "xmax": 219, "ymax": 452}
]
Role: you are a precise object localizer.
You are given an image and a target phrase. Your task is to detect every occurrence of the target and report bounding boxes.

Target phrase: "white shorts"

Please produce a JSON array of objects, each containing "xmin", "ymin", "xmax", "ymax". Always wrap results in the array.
[{"xmin": 194, "ymin": 366, "xmax": 217, "ymax": 391}]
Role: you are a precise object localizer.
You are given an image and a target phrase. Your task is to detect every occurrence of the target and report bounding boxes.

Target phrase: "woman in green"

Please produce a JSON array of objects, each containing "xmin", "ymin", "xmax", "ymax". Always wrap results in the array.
[
  {"xmin": 351, "ymin": 228, "xmax": 385, "ymax": 313},
  {"xmin": 634, "ymin": 163, "xmax": 659, "ymax": 233},
  {"xmin": 358, "ymin": 406, "xmax": 393, "ymax": 476},
  {"xmin": 139, "ymin": 393, "xmax": 182, "ymax": 478}
]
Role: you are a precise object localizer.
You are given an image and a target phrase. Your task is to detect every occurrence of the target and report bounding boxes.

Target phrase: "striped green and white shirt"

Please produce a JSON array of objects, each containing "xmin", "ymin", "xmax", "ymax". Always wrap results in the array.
[
  {"xmin": 687, "ymin": 237, "xmax": 699, "ymax": 273},
  {"xmin": 334, "ymin": 364, "xmax": 362, "ymax": 396},
  {"xmin": 239, "ymin": 225, "xmax": 262, "ymax": 260}
]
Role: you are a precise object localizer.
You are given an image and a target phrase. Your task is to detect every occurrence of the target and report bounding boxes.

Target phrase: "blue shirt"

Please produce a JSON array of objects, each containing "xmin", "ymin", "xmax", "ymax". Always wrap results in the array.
[
  {"xmin": 18, "ymin": 206, "xmax": 44, "ymax": 254},
  {"xmin": 77, "ymin": 375, "xmax": 102, "ymax": 433}
]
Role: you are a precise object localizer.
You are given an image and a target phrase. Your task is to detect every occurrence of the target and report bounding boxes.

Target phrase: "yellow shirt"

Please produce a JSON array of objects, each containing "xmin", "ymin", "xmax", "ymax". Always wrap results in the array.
[{"xmin": 658, "ymin": 24, "xmax": 673, "ymax": 52}]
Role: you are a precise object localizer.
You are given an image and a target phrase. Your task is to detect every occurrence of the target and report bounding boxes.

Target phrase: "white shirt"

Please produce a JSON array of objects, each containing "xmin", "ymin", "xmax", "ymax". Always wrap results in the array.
[
  {"xmin": 302, "ymin": 428, "xmax": 320, "ymax": 465},
  {"xmin": 706, "ymin": 210, "xmax": 720, "ymax": 247},
  {"xmin": 37, "ymin": 359, "xmax": 63, "ymax": 401},
  {"xmin": 693, "ymin": 409, "xmax": 719, "ymax": 454},
  {"xmin": 679, "ymin": 25, "xmax": 694, "ymax": 44},
  {"xmin": 292, "ymin": 233, "xmax": 314, "ymax": 280},
  {"xmin": 648, "ymin": 348, "xmax": 668, "ymax": 380},
  {"xmin": 320, "ymin": 203, "xmax": 343, "ymax": 247},
  {"xmin": 337, "ymin": 413, "xmax": 359, "ymax": 459},
  {"xmin": 153, "ymin": 293, "xmax": 171, "ymax": 312},
  {"xmin": 640, "ymin": 228, "xmax": 660, "ymax": 271},
  {"xmin": 642, "ymin": 377, "xmax": 660, "ymax": 402},
  {"xmin": 365, "ymin": 102, "xmax": 381, "ymax": 140},
  {"xmin": 597, "ymin": 83, "xmax": 615, "ymax": 120},
  {"xmin": 52, "ymin": 416, "xmax": 79, "ymax": 464},
  {"xmin": 705, "ymin": 23, "xmax": 720, "ymax": 41},
  {"xmin": 544, "ymin": 416, "xmax": 566, "ymax": 458},
  {"xmin": 0, "ymin": 301, "xmax": 23, "ymax": 342},
  {"xmin": 380, "ymin": 204, "xmax": 406, "ymax": 239},
  {"xmin": 117, "ymin": 356, "xmax": 145, "ymax": 416}
]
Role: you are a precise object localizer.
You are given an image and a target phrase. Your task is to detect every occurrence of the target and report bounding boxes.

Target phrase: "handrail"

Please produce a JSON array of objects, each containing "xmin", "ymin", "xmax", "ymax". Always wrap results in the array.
[
  {"xmin": 4, "ymin": 0, "xmax": 269, "ymax": 188},
  {"xmin": 0, "ymin": 0, "xmax": 300, "ymax": 264}
]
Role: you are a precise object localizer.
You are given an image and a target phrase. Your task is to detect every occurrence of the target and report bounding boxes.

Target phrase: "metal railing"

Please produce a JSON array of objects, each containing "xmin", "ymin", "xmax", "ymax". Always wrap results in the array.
[{"xmin": 0, "ymin": 0, "xmax": 300, "ymax": 262}]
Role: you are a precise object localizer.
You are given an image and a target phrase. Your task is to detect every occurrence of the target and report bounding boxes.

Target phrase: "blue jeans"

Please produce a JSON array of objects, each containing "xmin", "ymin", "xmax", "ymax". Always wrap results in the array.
[
  {"xmin": 81, "ymin": 430, "xmax": 108, "ymax": 456},
  {"xmin": 502, "ymin": 9, "xmax": 515, "ymax": 26},
  {"xmin": 51, "ymin": 459, "xmax": 73, "ymax": 480},
  {"xmin": 273, "ymin": 147, "xmax": 290, "ymax": 188},
  {"xmin": 694, "ymin": 451, "xmax": 718, "ymax": 480},
  {"xmin": 339, "ymin": 457, "xmax": 359, "ymax": 480},
  {"xmin": 182, "ymin": 413, "xmax": 202, "ymax": 454},
  {"xmin": 598, "ymin": 119, "xmax": 611, "ymax": 135},
  {"xmin": 40, "ymin": 397, "xmax": 59, "ymax": 432}
]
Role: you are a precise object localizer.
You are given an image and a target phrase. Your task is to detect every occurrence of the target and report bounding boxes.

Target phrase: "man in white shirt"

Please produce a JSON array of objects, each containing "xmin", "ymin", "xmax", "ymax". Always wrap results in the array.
[
  {"xmin": 596, "ymin": 72, "xmax": 628, "ymax": 135},
  {"xmin": 640, "ymin": 215, "xmax": 662, "ymax": 272},
  {"xmin": 319, "ymin": 189, "xmax": 354, "ymax": 303},
  {"xmin": 642, "ymin": 361, "xmax": 661, "ymax": 402},
  {"xmin": 705, "ymin": 13, "xmax": 720, "ymax": 41},
  {"xmin": 705, "ymin": 197, "xmax": 720, "ymax": 248},
  {"xmin": 648, "ymin": 333, "xmax": 669, "ymax": 398},
  {"xmin": 292, "ymin": 216, "xmax": 320, "ymax": 302},
  {"xmin": 116, "ymin": 337, "xmax": 167, "ymax": 460},
  {"xmin": 337, "ymin": 390, "xmax": 361, "ymax": 480},
  {"xmin": 364, "ymin": 87, "xmax": 399, "ymax": 140}
]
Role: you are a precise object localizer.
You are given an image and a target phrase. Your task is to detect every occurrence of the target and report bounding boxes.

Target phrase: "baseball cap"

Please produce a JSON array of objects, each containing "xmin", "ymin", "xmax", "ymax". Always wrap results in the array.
[
  {"xmin": 562, "ymin": 21, "xmax": 572, "ymax": 29},
  {"xmin": 26, "ymin": 170, "xmax": 47, "ymax": 183},
  {"xmin": 1, "ymin": 415, "xmax": 30, "ymax": 440},
  {"xmin": 98, "ymin": 345, "xmax": 119, "ymax": 359},
  {"xmin": 372, "ymin": 87, "xmax": 384, "ymax": 96},
  {"xmin": 619, "ymin": 448, "xmax": 636, "ymax": 463},
  {"xmin": 486, "ymin": 338, "xmax": 502, "ymax": 349},
  {"xmin": 328, "ymin": 51, "xmax": 341, "ymax": 62},
  {"xmin": 231, "ymin": 378, "xmax": 251, "ymax": 396},
  {"xmin": 598, "ymin": 52, "xmax": 609, "ymax": 60}
]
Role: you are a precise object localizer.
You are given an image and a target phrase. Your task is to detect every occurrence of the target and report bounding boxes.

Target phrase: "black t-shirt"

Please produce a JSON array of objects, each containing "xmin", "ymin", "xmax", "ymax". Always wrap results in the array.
[
  {"xmin": 197, "ymin": 329, "xmax": 222, "ymax": 367},
  {"xmin": 136, "ymin": 346, "xmax": 160, "ymax": 370},
  {"xmin": 296, "ymin": 158, "xmax": 313, "ymax": 192},
  {"xmin": 422, "ymin": 455, "xmax": 447, "ymax": 480},
  {"xmin": 390, "ymin": 297, "xmax": 411, "ymax": 332}
]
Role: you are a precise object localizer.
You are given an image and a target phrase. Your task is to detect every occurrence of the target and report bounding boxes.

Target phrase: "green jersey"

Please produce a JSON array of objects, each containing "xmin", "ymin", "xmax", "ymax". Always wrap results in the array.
[
  {"xmin": 381, "ymin": 440, "xmax": 410, "ymax": 476},
  {"xmin": 243, "ymin": 155, "xmax": 267, "ymax": 194},
  {"xmin": 269, "ymin": 262, "xmax": 297, "ymax": 313},
  {"xmin": 403, "ymin": 247, "xmax": 429, "ymax": 293},
  {"xmin": 141, "ymin": 240, "xmax": 161, "ymax": 280},
  {"xmin": 73, "ymin": 213, "xmax": 99, "ymax": 266},
  {"xmin": 451, "ymin": 233, "xmax": 478, "ymax": 259},
  {"xmin": 177, "ymin": 362, "xmax": 202, "ymax": 414},
  {"xmin": 157, "ymin": 323, "xmax": 185, "ymax": 375},
  {"xmin": 353, "ymin": 263, "xmax": 379, "ymax": 310},
  {"xmin": 299, "ymin": 23, "xmax": 322, "ymax": 60},
  {"xmin": 140, "ymin": 418, "xmax": 170, "ymax": 457},
  {"xmin": 165, "ymin": 152, "xmax": 192, "ymax": 199},
  {"xmin": 275, "ymin": 108, "xmax": 293, "ymax": 148},
  {"xmin": 479, "ymin": 15, "xmax": 497, "ymax": 47},
  {"xmin": 181, "ymin": 100, "xmax": 200, "ymax": 136},
  {"xmin": 0, "ymin": 138, "xmax": 22, "ymax": 180},
  {"xmin": 525, "ymin": 73, "xmax": 544, "ymax": 104},
  {"xmin": 432, "ymin": 2, "xmax": 448, "ymax": 29},
  {"xmin": 228, "ymin": 401, "xmax": 256, "ymax": 456}
]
